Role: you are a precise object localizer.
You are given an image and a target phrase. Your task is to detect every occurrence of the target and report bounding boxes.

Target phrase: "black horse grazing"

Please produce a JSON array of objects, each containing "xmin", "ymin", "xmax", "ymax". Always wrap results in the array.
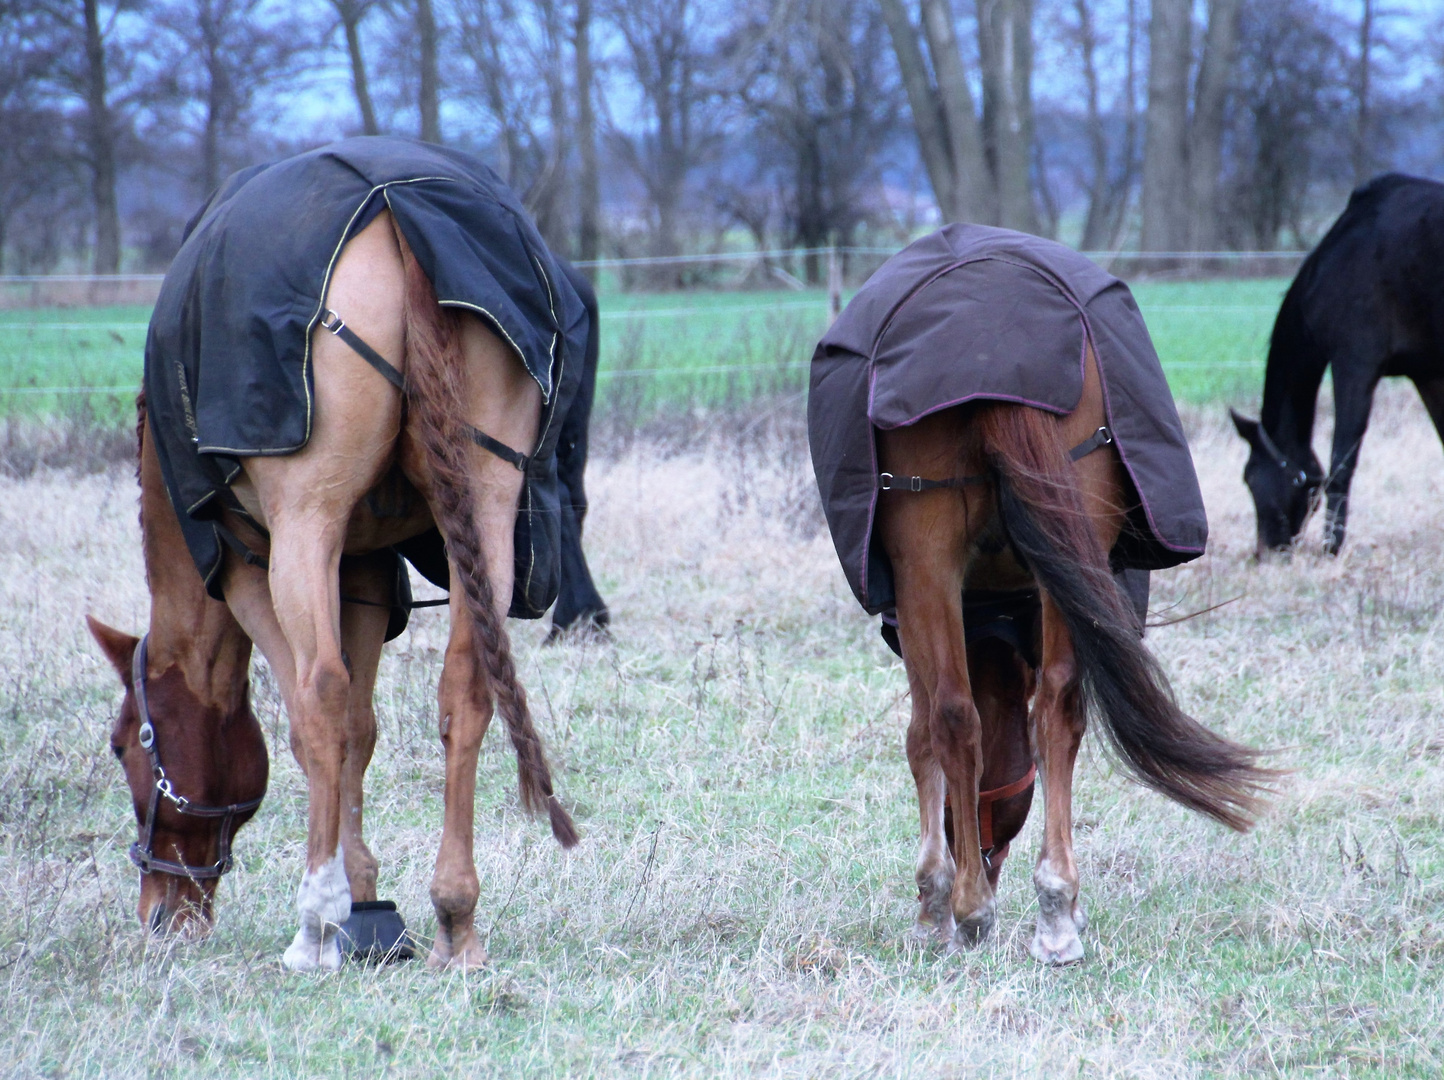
[
  {"xmin": 1231, "ymin": 173, "xmax": 1444, "ymax": 554},
  {"xmin": 550, "ymin": 260, "xmax": 611, "ymax": 638}
]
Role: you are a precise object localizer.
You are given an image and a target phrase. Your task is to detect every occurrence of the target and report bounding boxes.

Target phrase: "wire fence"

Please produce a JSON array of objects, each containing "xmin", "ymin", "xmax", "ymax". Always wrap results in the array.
[{"xmin": 0, "ymin": 247, "xmax": 1292, "ymax": 409}]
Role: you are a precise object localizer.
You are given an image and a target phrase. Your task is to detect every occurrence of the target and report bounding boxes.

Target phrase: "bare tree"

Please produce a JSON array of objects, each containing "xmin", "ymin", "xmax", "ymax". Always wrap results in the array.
[
  {"xmin": 30, "ymin": 0, "xmax": 146, "ymax": 272},
  {"xmin": 1140, "ymin": 0, "xmax": 1189, "ymax": 252},
  {"xmin": 1226, "ymin": 0, "xmax": 1349, "ymax": 248},
  {"xmin": 724, "ymin": 0, "xmax": 901, "ymax": 281},
  {"xmin": 1352, "ymin": 0, "xmax": 1374, "ymax": 186},
  {"xmin": 602, "ymin": 0, "xmax": 721, "ymax": 266},
  {"xmin": 977, "ymin": 0, "xmax": 1036, "ymax": 232},
  {"xmin": 454, "ymin": 0, "xmax": 571, "ymax": 249},
  {"xmin": 152, "ymin": 0, "xmax": 307, "ymax": 196},
  {"xmin": 879, "ymin": 0, "xmax": 992, "ymax": 223},
  {"xmin": 1189, "ymin": 0, "xmax": 1242, "ymax": 251},
  {"xmin": 415, "ymin": 0, "xmax": 439, "ymax": 141},
  {"xmin": 1068, "ymin": 0, "xmax": 1139, "ymax": 251},
  {"xmin": 330, "ymin": 0, "xmax": 380, "ymax": 135},
  {"xmin": 574, "ymin": 0, "xmax": 599, "ymax": 268},
  {"xmin": 0, "ymin": 4, "xmax": 82, "ymax": 272}
]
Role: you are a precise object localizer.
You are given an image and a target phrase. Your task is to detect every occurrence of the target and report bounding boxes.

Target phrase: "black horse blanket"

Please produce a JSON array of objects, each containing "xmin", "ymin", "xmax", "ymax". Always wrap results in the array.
[
  {"xmin": 145, "ymin": 137, "xmax": 590, "ymax": 621},
  {"xmin": 809, "ymin": 224, "xmax": 1207, "ymax": 618}
]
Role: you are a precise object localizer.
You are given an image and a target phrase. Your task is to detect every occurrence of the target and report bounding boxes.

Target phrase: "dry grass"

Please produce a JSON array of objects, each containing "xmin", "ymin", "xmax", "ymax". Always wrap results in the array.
[{"xmin": 1, "ymin": 383, "xmax": 1442, "ymax": 1077}]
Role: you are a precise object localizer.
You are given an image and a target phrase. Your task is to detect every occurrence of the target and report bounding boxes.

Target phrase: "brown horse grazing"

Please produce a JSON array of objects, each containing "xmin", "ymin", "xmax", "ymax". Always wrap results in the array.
[
  {"xmin": 811, "ymin": 225, "xmax": 1274, "ymax": 963},
  {"xmin": 88, "ymin": 149, "xmax": 580, "ymax": 970}
]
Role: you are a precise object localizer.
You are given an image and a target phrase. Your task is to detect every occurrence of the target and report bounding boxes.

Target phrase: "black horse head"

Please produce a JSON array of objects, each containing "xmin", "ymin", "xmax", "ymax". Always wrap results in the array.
[{"xmin": 1230, "ymin": 409, "xmax": 1324, "ymax": 554}]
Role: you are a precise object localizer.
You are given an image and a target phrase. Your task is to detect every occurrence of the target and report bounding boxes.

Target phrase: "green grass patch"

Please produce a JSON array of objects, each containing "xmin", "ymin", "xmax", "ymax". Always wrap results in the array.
[{"xmin": 0, "ymin": 279, "xmax": 1289, "ymax": 430}]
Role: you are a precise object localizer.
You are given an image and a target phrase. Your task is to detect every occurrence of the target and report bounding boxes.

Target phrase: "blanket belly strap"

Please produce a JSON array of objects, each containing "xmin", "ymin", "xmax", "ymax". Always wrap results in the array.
[{"xmin": 321, "ymin": 308, "xmax": 531, "ymax": 472}]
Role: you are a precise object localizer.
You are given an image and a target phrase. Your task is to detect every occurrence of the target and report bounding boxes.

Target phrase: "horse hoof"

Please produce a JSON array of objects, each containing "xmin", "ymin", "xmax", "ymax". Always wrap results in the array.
[
  {"xmin": 282, "ymin": 931, "xmax": 343, "ymax": 973},
  {"xmin": 428, "ymin": 940, "xmax": 488, "ymax": 971},
  {"xmin": 909, "ymin": 918, "xmax": 953, "ymax": 946},
  {"xmin": 427, "ymin": 927, "xmax": 488, "ymax": 971},
  {"xmin": 1030, "ymin": 927, "xmax": 1084, "ymax": 966},
  {"xmin": 951, "ymin": 904, "xmax": 997, "ymax": 950}
]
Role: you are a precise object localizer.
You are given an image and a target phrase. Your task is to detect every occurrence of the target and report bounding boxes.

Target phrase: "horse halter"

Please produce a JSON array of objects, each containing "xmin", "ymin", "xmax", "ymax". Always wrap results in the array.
[
  {"xmin": 128, "ymin": 635, "xmax": 264, "ymax": 880},
  {"xmin": 1254, "ymin": 424, "xmax": 1313, "ymax": 490}
]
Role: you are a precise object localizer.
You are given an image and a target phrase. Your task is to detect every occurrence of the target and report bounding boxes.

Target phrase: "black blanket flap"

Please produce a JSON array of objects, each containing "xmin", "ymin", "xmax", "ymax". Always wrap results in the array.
[{"xmin": 144, "ymin": 137, "xmax": 589, "ymax": 620}]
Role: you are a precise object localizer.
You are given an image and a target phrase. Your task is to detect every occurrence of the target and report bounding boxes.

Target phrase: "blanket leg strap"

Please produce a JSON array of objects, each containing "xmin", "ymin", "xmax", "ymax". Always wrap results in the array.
[
  {"xmin": 879, "ymin": 427, "xmax": 1113, "ymax": 492},
  {"xmin": 320, "ymin": 308, "xmax": 531, "ymax": 472}
]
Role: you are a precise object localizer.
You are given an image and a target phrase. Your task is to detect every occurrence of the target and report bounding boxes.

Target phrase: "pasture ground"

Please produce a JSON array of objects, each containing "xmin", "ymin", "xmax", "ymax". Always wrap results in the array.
[{"xmin": 2, "ymin": 331, "xmax": 1442, "ymax": 1076}]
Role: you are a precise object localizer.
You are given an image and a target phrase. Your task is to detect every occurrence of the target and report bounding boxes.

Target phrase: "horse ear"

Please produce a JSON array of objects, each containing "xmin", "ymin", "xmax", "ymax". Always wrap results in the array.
[
  {"xmin": 87, "ymin": 616, "xmax": 139, "ymax": 684},
  {"xmin": 1229, "ymin": 408, "xmax": 1262, "ymax": 447}
]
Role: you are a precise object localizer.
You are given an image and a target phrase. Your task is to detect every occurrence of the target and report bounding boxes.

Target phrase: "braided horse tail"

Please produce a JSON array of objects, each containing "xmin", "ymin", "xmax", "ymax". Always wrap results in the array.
[{"xmin": 395, "ymin": 225, "xmax": 579, "ymax": 848}]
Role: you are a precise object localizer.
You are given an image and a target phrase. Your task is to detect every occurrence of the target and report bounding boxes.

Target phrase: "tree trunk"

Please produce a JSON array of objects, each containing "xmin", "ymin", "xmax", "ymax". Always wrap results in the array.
[
  {"xmin": 416, "ymin": 0, "xmax": 440, "ymax": 143},
  {"xmin": 1353, "ymin": 0, "xmax": 1373, "ymax": 187},
  {"xmin": 1188, "ymin": 0, "xmax": 1240, "ymax": 251},
  {"xmin": 919, "ymin": 0, "xmax": 994, "ymax": 223},
  {"xmin": 977, "ymin": 0, "xmax": 1036, "ymax": 232},
  {"xmin": 1076, "ymin": 0, "xmax": 1113, "ymax": 250},
  {"xmin": 201, "ymin": 2, "xmax": 222, "ymax": 196},
  {"xmin": 574, "ymin": 0, "xmax": 599, "ymax": 273},
  {"xmin": 878, "ymin": 0, "xmax": 960, "ymax": 221},
  {"xmin": 1140, "ymin": 0, "xmax": 1190, "ymax": 253},
  {"xmin": 341, "ymin": 5, "xmax": 379, "ymax": 135},
  {"xmin": 83, "ymin": 0, "xmax": 120, "ymax": 274}
]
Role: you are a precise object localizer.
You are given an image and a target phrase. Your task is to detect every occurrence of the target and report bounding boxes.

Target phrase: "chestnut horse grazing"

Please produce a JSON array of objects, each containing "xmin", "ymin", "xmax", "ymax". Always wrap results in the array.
[
  {"xmin": 811, "ymin": 226, "xmax": 1273, "ymax": 963},
  {"xmin": 89, "ymin": 139, "xmax": 580, "ymax": 971}
]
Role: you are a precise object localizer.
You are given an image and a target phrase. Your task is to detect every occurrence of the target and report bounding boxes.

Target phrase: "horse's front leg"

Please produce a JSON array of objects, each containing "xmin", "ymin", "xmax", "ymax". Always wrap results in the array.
[
  {"xmin": 337, "ymin": 554, "xmax": 393, "ymax": 902},
  {"xmin": 1030, "ymin": 593, "xmax": 1087, "ymax": 965},
  {"xmin": 1323, "ymin": 374, "xmax": 1379, "ymax": 554},
  {"xmin": 254, "ymin": 517, "xmax": 355, "ymax": 973}
]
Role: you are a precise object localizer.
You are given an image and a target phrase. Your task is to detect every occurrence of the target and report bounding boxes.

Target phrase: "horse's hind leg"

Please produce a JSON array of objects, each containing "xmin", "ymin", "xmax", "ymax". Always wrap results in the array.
[
  {"xmin": 1029, "ymin": 595, "xmax": 1087, "ymax": 965},
  {"xmin": 878, "ymin": 417, "xmax": 996, "ymax": 948},
  {"xmin": 901, "ymin": 662, "xmax": 955, "ymax": 944},
  {"xmin": 402, "ymin": 313, "xmax": 541, "ymax": 971}
]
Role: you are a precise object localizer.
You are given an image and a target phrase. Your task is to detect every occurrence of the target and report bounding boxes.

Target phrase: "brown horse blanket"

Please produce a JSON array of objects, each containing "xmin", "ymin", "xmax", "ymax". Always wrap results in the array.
[
  {"xmin": 809, "ymin": 224, "xmax": 1207, "ymax": 616},
  {"xmin": 145, "ymin": 137, "xmax": 589, "ymax": 620}
]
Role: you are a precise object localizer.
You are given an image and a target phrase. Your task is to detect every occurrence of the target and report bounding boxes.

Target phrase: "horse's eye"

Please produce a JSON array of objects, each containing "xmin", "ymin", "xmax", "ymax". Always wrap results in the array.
[{"xmin": 111, "ymin": 744, "xmax": 125, "ymax": 760}]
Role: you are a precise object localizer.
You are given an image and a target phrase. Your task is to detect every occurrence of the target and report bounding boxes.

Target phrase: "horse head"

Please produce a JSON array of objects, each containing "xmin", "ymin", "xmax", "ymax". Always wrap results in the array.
[
  {"xmin": 1230, "ymin": 409, "xmax": 1324, "ymax": 556},
  {"xmin": 87, "ymin": 617, "xmax": 268, "ymax": 936}
]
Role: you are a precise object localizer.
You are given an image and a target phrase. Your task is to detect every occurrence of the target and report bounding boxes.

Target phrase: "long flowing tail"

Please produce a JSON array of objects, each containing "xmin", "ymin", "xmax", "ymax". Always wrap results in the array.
[
  {"xmin": 980, "ymin": 405, "xmax": 1274, "ymax": 831},
  {"xmin": 396, "ymin": 227, "xmax": 579, "ymax": 848}
]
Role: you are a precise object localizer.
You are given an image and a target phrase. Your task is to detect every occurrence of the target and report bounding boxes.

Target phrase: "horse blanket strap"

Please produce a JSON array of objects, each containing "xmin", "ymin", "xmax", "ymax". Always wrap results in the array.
[
  {"xmin": 320, "ymin": 309, "xmax": 405, "ymax": 391},
  {"xmin": 976, "ymin": 761, "xmax": 1038, "ymax": 853},
  {"xmin": 214, "ymin": 518, "xmax": 449, "ymax": 613},
  {"xmin": 128, "ymin": 635, "xmax": 264, "ymax": 880},
  {"xmin": 940, "ymin": 760, "xmax": 1038, "ymax": 870},
  {"xmin": 215, "ymin": 519, "xmax": 268, "ymax": 570},
  {"xmin": 321, "ymin": 308, "xmax": 531, "ymax": 473},
  {"xmin": 1067, "ymin": 425, "xmax": 1114, "ymax": 462},
  {"xmin": 879, "ymin": 428, "xmax": 1113, "ymax": 493}
]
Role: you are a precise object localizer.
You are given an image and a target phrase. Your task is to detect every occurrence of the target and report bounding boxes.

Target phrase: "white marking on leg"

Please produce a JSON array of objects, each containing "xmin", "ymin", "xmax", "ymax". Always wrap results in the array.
[
  {"xmin": 1031, "ymin": 857, "xmax": 1084, "ymax": 965},
  {"xmin": 282, "ymin": 845, "xmax": 351, "ymax": 972}
]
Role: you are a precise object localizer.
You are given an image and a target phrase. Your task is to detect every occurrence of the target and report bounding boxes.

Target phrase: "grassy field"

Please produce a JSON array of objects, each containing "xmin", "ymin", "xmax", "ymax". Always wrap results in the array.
[
  {"xmin": 1, "ymin": 363, "xmax": 1441, "ymax": 1076},
  {"xmin": 0, "ymin": 278, "xmax": 1287, "ymax": 429}
]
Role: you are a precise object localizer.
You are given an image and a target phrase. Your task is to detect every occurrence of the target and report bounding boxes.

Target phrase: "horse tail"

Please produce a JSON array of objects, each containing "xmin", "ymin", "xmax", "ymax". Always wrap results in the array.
[
  {"xmin": 979, "ymin": 404, "xmax": 1273, "ymax": 831},
  {"xmin": 395, "ymin": 226, "xmax": 579, "ymax": 849}
]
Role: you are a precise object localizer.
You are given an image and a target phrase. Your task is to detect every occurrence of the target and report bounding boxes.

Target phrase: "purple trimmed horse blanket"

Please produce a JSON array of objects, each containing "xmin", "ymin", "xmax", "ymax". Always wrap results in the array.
[{"xmin": 808, "ymin": 224, "xmax": 1207, "ymax": 615}]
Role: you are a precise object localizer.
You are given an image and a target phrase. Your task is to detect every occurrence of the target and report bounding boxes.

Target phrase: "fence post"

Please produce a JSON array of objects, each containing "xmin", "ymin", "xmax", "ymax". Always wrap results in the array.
[{"xmin": 827, "ymin": 244, "xmax": 842, "ymax": 323}]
